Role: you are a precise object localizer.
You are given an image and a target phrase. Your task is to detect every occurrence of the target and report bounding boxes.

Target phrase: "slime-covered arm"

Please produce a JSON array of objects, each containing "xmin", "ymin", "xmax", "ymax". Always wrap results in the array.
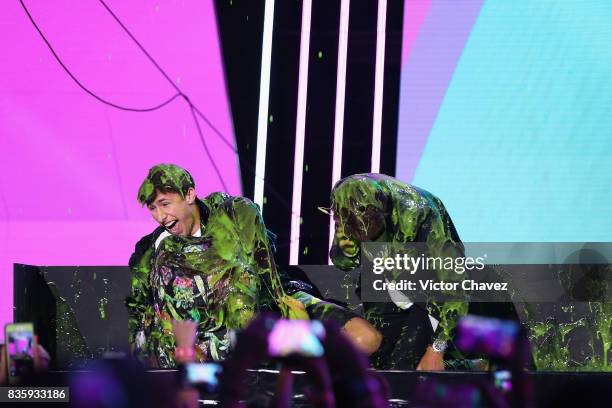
[
  {"xmin": 413, "ymin": 195, "xmax": 468, "ymax": 343},
  {"xmin": 126, "ymin": 237, "xmax": 156, "ymax": 354},
  {"xmin": 207, "ymin": 196, "xmax": 308, "ymax": 322}
]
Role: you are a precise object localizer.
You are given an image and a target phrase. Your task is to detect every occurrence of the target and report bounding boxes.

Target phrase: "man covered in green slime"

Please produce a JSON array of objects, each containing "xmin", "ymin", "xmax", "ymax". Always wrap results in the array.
[{"xmin": 327, "ymin": 173, "xmax": 468, "ymax": 370}]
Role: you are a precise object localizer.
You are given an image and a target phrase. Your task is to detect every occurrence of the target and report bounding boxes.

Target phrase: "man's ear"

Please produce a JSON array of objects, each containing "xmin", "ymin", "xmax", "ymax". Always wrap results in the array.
[{"xmin": 185, "ymin": 187, "xmax": 196, "ymax": 204}]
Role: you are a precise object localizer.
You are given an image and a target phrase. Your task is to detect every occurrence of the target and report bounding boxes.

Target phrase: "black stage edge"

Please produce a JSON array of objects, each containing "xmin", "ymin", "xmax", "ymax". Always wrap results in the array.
[
  {"xmin": 13, "ymin": 264, "xmax": 359, "ymax": 370},
  {"xmin": 13, "ymin": 263, "xmax": 608, "ymax": 372},
  {"xmin": 13, "ymin": 264, "xmax": 131, "ymax": 369}
]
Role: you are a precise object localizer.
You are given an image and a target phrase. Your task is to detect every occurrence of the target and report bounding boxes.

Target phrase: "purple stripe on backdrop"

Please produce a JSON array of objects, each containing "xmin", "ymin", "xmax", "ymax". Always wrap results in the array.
[
  {"xmin": 396, "ymin": 0, "xmax": 484, "ymax": 182},
  {"xmin": 400, "ymin": 0, "xmax": 432, "ymax": 68}
]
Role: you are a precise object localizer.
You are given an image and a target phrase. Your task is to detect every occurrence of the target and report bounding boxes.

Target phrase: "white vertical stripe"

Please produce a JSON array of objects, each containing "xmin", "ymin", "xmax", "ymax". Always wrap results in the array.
[
  {"xmin": 254, "ymin": 0, "xmax": 276, "ymax": 212},
  {"xmin": 329, "ymin": 0, "xmax": 351, "ymax": 264},
  {"xmin": 371, "ymin": 0, "xmax": 387, "ymax": 173},
  {"xmin": 289, "ymin": 0, "xmax": 313, "ymax": 265}
]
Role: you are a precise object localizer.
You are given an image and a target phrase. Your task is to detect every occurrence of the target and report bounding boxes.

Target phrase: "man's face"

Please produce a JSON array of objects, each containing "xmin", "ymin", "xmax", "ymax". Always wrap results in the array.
[
  {"xmin": 147, "ymin": 189, "xmax": 198, "ymax": 237},
  {"xmin": 334, "ymin": 204, "xmax": 386, "ymax": 244}
]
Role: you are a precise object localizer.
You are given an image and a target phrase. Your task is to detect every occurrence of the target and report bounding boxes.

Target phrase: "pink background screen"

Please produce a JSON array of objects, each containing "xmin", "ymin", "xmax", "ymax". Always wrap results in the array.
[{"xmin": 0, "ymin": 0, "xmax": 241, "ymax": 338}]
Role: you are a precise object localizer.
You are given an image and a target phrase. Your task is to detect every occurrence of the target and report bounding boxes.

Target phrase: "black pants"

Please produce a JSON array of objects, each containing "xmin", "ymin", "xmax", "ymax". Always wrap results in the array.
[{"xmin": 366, "ymin": 303, "xmax": 434, "ymax": 370}]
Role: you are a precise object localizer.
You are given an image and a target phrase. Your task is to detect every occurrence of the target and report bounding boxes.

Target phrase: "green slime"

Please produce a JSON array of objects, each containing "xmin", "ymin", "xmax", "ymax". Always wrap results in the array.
[
  {"xmin": 127, "ymin": 192, "xmax": 306, "ymax": 367},
  {"xmin": 137, "ymin": 163, "xmax": 195, "ymax": 204},
  {"xmin": 328, "ymin": 174, "xmax": 469, "ymax": 344},
  {"xmin": 523, "ymin": 302, "xmax": 611, "ymax": 371}
]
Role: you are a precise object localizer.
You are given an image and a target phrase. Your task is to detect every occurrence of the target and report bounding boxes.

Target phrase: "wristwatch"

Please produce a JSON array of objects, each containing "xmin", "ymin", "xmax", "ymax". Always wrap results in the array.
[{"xmin": 432, "ymin": 339, "xmax": 448, "ymax": 354}]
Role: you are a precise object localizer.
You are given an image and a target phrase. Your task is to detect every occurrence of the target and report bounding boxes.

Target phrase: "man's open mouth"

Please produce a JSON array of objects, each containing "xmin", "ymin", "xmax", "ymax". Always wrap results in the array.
[{"xmin": 164, "ymin": 220, "xmax": 178, "ymax": 231}]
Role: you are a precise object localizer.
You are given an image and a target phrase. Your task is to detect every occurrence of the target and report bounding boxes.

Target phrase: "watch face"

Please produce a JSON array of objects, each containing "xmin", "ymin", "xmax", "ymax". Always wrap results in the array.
[{"xmin": 433, "ymin": 340, "xmax": 447, "ymax": 353}]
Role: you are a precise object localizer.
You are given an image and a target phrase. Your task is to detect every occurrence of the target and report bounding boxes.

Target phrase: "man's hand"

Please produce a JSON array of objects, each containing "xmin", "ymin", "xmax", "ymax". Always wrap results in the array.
[
  {"xmin": 342, "ymin": 317, "xmax": 382, "ymax": 356},
  {"xmin": 172, "ymin": 320, "xmax": 198, "ymax": 349},
  {"xmin": 172, "ymin": 320, "xmax": 199, "ymax": 364},
  {"xmin": 33, "ymin": 336, "xmax": 51, "ymax": 371},
  {"xmin": 416, "ymin": 346, "xmax": 445, "ymax": 371}
]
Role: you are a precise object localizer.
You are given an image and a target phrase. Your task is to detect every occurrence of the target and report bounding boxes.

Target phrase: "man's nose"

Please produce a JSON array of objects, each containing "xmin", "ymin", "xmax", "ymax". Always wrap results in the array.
[
  {"xmin": 153, "ymin": 208, "xmax": 167, "ymax": 223},
  {"xmin": 335, "ymin": 225, "xmax": 348, "ymax": 240}
]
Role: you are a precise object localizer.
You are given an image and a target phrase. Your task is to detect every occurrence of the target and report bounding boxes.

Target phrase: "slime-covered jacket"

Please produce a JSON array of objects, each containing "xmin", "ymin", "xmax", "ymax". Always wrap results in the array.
[
  {"xmin": 329, "ymin": 173, "xmax": 468, "ymax": 342},
  {"xmin": 127, "ymin": 192, "xmax": 305, "ymax": 367}
]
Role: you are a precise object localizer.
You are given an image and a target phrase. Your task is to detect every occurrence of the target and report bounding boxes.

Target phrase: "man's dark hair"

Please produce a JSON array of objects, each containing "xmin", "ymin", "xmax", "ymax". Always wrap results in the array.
[{"xmin": 137, "ymin": 163, "xmax": 195, "ymax": 206}]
